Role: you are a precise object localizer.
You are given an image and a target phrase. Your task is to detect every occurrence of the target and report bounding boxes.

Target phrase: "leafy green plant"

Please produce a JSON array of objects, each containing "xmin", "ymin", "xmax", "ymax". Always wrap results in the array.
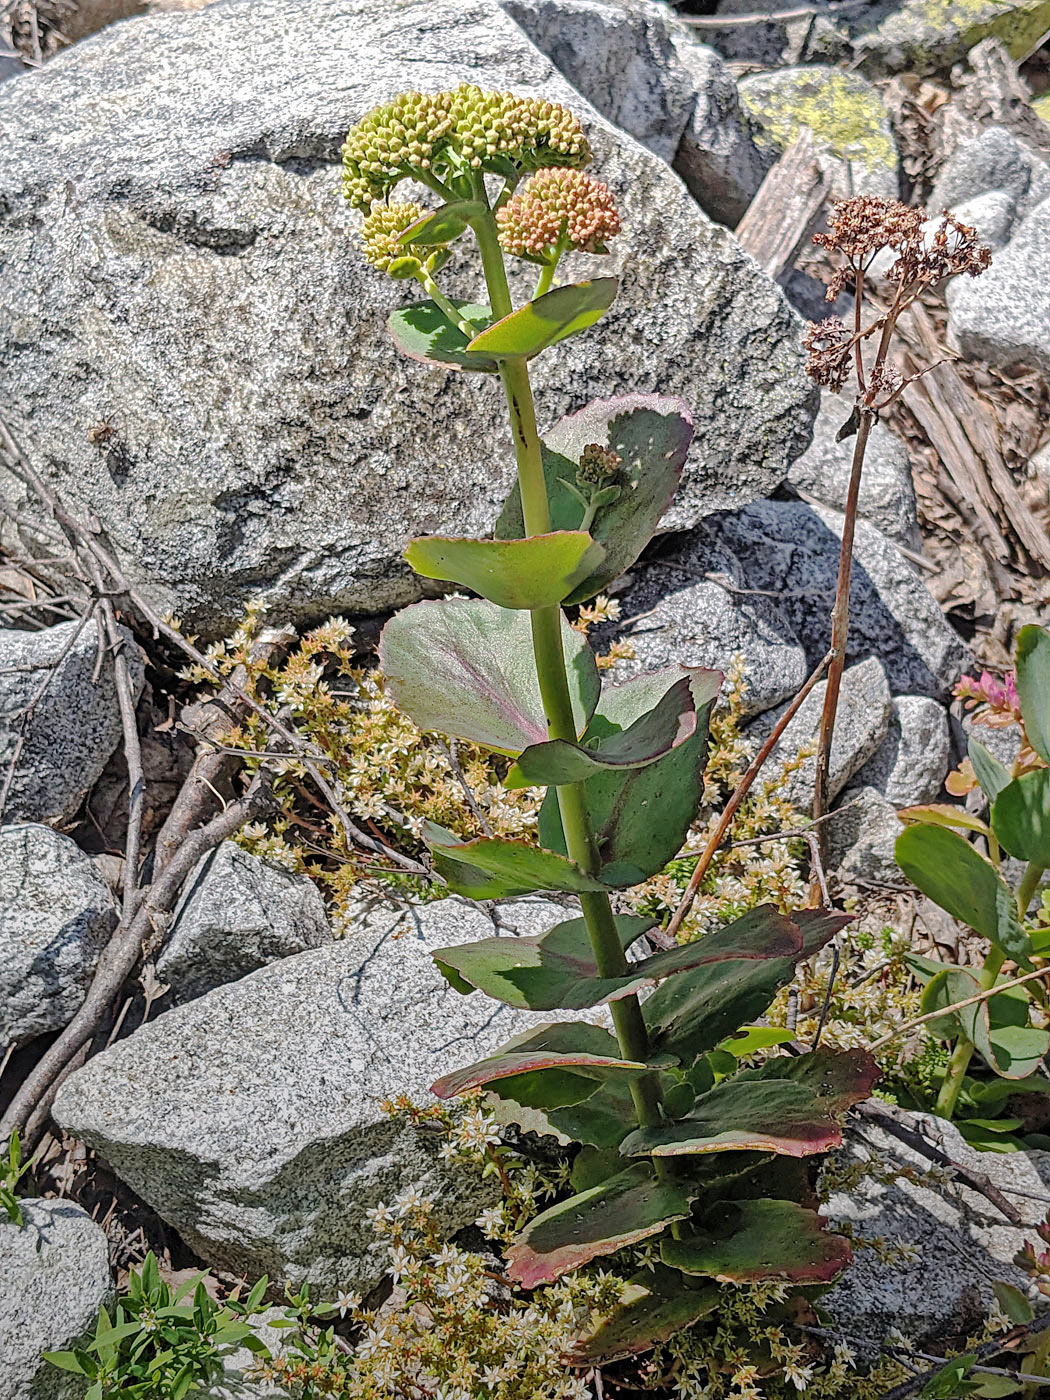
[
  {"xmin": 894, "ymin": 623, "xmax": 1050, "ymax": 1122},
  {"xmin": 343, "ymin": 83, "xmax": 877, "ymax": 1357},
  {"xmin": 44, "ymin": 1252, "xmax": 270, "ymax": 1399},
  {"xmin": 1, "ymin": 1126, "xmax": 29, "ymax": 1224}
]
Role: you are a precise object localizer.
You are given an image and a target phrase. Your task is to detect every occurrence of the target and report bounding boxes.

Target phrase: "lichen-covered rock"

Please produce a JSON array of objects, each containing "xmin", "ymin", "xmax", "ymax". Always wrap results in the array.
[
  {"xmin": 854, "ymin": 695, "xmax": 951, "ymax": 808},
  {"xmin": 671, "ymin": 41, "xmax": 774, "ymax": 226},
  {"xmin": 156, "ymin": 841, "xmax": 332, "ymax": 1002},
  {"xmin": 701, "ymin": 500, "xmax": 971, "ymax": 701},
  {"xmin": 0, "ymin": 1199, "xmax": 113, "ymax": 1400},
  {"xmin": 788, "ymin": 390, "xmax": 919, "ymax": 548},
  {"xmin": 0, "ymin": 620, "xmax": 144, "ymax": 825},
  {"xmin": 748, "ymin": 657, "xmax": 892, "ymax": 814},
  {"xmin": 929, "ymin": 126, "xmax": 1050, "ymax": 217},
  {"xmin": 0, "ymin": 824, "xmax": 115, "ymax": 1051},
  {"xmin": 595, "ymin": 532, "xmax": 808, "ymax": 717},
  {"xmin": 738, "ymin": 66, "xmax": 899, "ymax": 198},
  {"xmin": 947, "ymin": 196, "xmax": 1050, "ymax": 376},
  {"xmin": 54, "ymin": 895, "xmax": 599, "ymax": 1292},
  {"xmin": 854, "ymin": 0, "xmax": 1050, "ymax": 76},
  {"xmin": 498, "ymin": 0, "xmax": 697, "ymax": 164},
  {"xmin": 0, "ymin": 0, "xmax": 815, "ymax": 637},
  {"xmin": 826, "ymin": 1116, "xmax": 1050, "ymax": 1344}
]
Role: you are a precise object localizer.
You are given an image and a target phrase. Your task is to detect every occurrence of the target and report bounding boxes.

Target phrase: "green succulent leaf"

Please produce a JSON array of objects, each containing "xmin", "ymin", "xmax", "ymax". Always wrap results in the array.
[
  {"xmin": 431, "ymin": 1022, "xmax": 647, "ymax": 1101},
  {"xmin": 388, "ymin": 298, "xmax": 498, "ymax": 373},
  {"xmin": 379, "ymin": 597, "xmax": 599, "ymax": 756},
  {"xmin": 505, "ymin": 1163, "xmax": 694, "ymax": 1287},
  {"xmin": 897, "ymin": 804, "xmax": 993, "ymax": 837},
  {"xmin": 425, "ymin": 823, "xmax": 607, "ymax": 899},
  {"xmin": 404, "ymin": 531, "xmax": 606, "ymax": 610},
  {"xmin": 922, "ymin": 968, "xmax": 1049, "ymax": 1078},
  {"xmin": 498, "ymin": 395, "xmax": 694, "ymax": 604},
  {"xmin": 620, "ymin": 1048, "xmax": 878, "ymax": 1159},
  {"xmin": 895, "ymin": 823, "xmax": 1032, "ymax": 965},
  {"xmin": 1015, "ymin": 624, "xmax": 1050, "ymax": 765},
  {"xmin": 539, "ymin": 667, "xmax": 720, "ymax": 886},
  {"xmin": 432, "ymin": 904, "xmax": 803, "ymax": 1013},
  {"xmin": 466, "ymin": 278, "xmax": 617, "ymax": 359},
  {"xmin": 398, "ymin": 200, "xmax": 487, "ymax": 245},
  {"xmin": 661, "ymin": 1199, "xmax": 852, "ymax": 1284},
  {"xmin": 645, "ymin": 909, "xmax": 851, "ymax": 1062},
  {"xmin": 567, "ymin": 1266, "xmax": 720, "ymax": 1364},
  {"xmin": 507, "ymin": 671, "xmax": 701, "ymax": 788},
  {"xmin": 968, "ymin": 737, "xmax": 1011, "ymax": 803},
  {"xmin": 493, "ymin": 1076, "xmax": 638, "ymax": 1150},
  {"xmin": 991, "ymin": 770, "xmax": 1050, "ymax": 866}
]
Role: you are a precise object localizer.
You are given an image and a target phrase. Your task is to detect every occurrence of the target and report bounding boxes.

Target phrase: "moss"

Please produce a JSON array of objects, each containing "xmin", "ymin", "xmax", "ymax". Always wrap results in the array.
[
  {"xmin": 739, "ymin": 68, "xmax": 898, "ymax": 188},
  {"xmin": 858, "ymin": 0, "xmax": 1050, "ymax": 73}
]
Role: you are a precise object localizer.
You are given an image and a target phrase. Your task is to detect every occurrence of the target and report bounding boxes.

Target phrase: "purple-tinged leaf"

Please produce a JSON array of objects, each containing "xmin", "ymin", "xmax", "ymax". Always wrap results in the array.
[
  {"xmin": 405, "ymin": 532, "xmax": 606, "ymax": 611},
  {"xmin": 425, "ymin": 824, "xmax": 607, "ymax": 899},
  {"xmin": 379, "ymin": 597, "xmax": 598, "ymax": 756},
  {"xmin": 466, "ymin": 279, "xmax": 617, "ymax": 360},
  {"xmin": 568, "ymin": 1266, "xmax": 720, "ymax": 1363},
  {"xmin": 432, "ymin": 904, "xmax": 802, "ymax": 1013},
  {"xmin": 497, "ymin": 396, "xmax": 693, "ymax": 604},
  {"xmin": 621, "ymin": 1048, "xmax": 879, "ymax": 1158},
  {"xmin": 388, "ymin": 299, "xmax": 498, "ymax": 373},
  {"xmin": 431, "ymin": 1022, "xmax": 646, "ymax": 1100},
  {"xmin": 505, "ymin": 1163, "xmax": 693, "ymax": 1288},
  {"xmin": 661, "ymin": 1200, "xmax": 852, "ymax": 1284}
]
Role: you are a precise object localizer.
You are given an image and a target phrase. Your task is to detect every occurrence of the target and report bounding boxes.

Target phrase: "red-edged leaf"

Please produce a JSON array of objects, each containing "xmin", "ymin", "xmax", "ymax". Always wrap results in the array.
[
  {"xmin": 431, "ymin": 1022, "xmax": 647, "ymax": 1100},
  {"xmin": 505, "ymin": 1163, "xmax": 693, "ymax": 1287},
  {"xmin": 661, "ymin": 1199, "xmax": 851, "ymax": 1284}
]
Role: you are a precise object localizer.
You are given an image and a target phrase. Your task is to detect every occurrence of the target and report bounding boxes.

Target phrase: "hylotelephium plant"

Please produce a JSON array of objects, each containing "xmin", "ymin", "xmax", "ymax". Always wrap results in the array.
[
  {"xmin": 342, "ymin": 85, "xmax": 878, "ymax": 1358},
  {"xmin": 895, "ymin": 624, "xmax": 1050, "ymax": 1126}
]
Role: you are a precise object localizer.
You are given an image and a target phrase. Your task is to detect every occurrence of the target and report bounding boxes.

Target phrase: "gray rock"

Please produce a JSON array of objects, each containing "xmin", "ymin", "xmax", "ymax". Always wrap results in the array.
[
  {"xmin": 929, "ymin": 126, "xmax": 1050, "ymax": 217},
  {"xmin": 827, "ymin": 783, "xmax": 907, "ymax": 885},
  {"xmin": 596, "ymin": 534, "xmax": 809, "ymax": 718},
  {"xmin": 748, "ymin": 657, "xmax": 892, "ymax": 813},
  {"xmin": 852, "ymin": 0, "xmax": 1050, "ymax": 77},
  {"xmin": 0, "ymin": 0, "xmax": 815, "ymax": 638},
  {"xmin": 671, "ymin": 42, "xmax": 774, "ymax": 226},
  {"xmin": 705, "ymin": 499, "xmax": 971, "ymax": 701},
  {"xmin": 854, "ymin": 694, "xmax": 951, "ymax": 808},
  {"xmin": 0, "ymin": 1198, "xmax": 113, "ymax": 1400},
  {"xmin": 788, "ymin": 390, "xmax": 919, "ymax": 548},
  {"xmin": 700, "ymin": 0, "xmax": 859, "ymax": 67},
  {"xmin": 868, "ymin": 191, "xmax": 1019, "ymax": 282},
  {"xmin": 825, "ymin": 1115, "xmax": 1050, "ymax": 1344},
  {"xmin": 0, "ymin": 824, "xmax": 115, "ymax": 1050},
  {"xmin": 54, "ymin": 895, "xmax": 599, "ymax": 1292},
  {"xmin": 498, "ymin": 0, "xmax": 696, "ymax": 164},
  {"xmin": 738, "ymin": 66, "xmax": 899, "ymax": 199},
  {"xmin": 157, "ymin": 841, "xmax": 332, "ymax": 1002},
  {"xmin": 948, "ymin": 195, "xmax": 1050, "ymax": 377},
  {"xmin": 0, "ymin": 620, "xmax": 144, "ymax": 825}
]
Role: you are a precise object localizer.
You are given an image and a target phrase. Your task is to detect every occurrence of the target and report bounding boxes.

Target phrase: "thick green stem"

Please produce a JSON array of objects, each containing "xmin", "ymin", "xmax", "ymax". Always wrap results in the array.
[
  {"xmin": 475, "ymin": 214, "xmax": 665, "ymax": 1134},
  {"xmin": 414, "ymin": 268, "xmax": 476, "ymax": 338},
  {"xmin": 934, "ymin": 945, "xmax": 1006, "ymax": 1118}
]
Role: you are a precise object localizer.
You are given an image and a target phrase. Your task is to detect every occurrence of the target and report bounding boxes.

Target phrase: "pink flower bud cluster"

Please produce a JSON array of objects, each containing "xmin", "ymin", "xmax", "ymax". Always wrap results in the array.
[
  {"xmin": 496, "ymin": 168, "xmax": 620, "ymax": 263},
  {"xmin": 954, "ymin": 670, "xmax": 1021, "ymax": 726}
]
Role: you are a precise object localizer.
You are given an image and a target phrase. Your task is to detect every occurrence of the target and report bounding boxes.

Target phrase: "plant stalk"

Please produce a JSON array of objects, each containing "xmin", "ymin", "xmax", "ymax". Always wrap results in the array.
[
  {"xmin": 933, "ymin": 945, "xmax": 1005, "ymax": 1118},
  {"xmin": 474, "ymin": 211, "xmax": 665, "ymax": 1133}
]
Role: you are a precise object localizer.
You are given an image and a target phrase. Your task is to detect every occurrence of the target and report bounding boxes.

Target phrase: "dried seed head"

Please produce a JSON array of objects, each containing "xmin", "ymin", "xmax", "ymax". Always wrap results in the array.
[
  {"xmin": 802, "ymin": 316, "xmax": 852, "ymax": 391},
  {"xmin": 496, "ymin": 168, "xmax": 620, "ymax": 262},
  {"xmin": 361, "ymin": 202, "xmax": 440, "ymax": 276},
  {"xmin": 576, "ymin": 441, "xmax": 622, "ymax": 485},
  {"xmin": 341, "ymin": 85, "xmax": 591, "ymax": 211}
]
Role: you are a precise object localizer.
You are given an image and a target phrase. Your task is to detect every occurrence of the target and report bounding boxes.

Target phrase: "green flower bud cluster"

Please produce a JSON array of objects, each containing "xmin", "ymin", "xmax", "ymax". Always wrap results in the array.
[
  {"xmin": 360, "ymin": 202, "xmax": 449, "ymax": 280},
  {"xmin": 342, "ymin": 84, "xmax": 591, "ymax": 211},
  {"xmin": 497, "ymin": 168, "xmax": 620, "ymax": 264},
  {"xmin": 576, "ymin": 442, "xmax": 622, "ymax": 486}
]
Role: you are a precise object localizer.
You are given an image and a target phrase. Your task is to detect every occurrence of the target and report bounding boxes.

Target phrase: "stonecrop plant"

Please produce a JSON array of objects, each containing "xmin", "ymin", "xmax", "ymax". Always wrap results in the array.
[
  {"xmin": 895, "ymin": 624, "xmax": 1050, "ymax": 1124},
  {"xmin": 342, "ymin": 84, "xmax": 878, "ymax": 1359}
]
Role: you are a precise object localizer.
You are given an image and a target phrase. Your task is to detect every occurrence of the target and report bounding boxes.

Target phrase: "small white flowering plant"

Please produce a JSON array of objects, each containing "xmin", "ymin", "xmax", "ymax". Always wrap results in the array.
[{"xmin": 342, "ymin": 83, "xmax": 879, "ymax": 1359}]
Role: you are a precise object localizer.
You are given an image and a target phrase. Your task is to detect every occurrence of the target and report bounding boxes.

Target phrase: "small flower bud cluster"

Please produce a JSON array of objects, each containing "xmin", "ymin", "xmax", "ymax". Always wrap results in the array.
[
  {"xmin": 361, "ymin": 202, "xmax": 434, "ymax": 275},
  {"xmin": 342, "ymin": 85, "xmax": 590, "ymax": 211},
  {"xmin": 496, "ymin": 168, "xmax": 620, "ymax": 262},
  {"xmin": 954, "ymin": 669, "xmax": 1021, "ymax": 726},
  {"xmin": 576, "ymin": 441, "xmax": 622, "ymax": 485}
]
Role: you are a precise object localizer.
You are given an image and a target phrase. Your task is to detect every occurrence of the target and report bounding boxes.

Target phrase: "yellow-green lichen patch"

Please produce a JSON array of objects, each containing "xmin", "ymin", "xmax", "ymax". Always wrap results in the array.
[
  {"xmin": 1034, "ymin": 93, "xmax": 1050, "ymax": 125},
  {"xmin": 738, "ymin": 67, "xmax": 898, "ymax": 197},
  {"xmin": 855, "ymin": 0, "xmax": 1050, "ymax": 74}
]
